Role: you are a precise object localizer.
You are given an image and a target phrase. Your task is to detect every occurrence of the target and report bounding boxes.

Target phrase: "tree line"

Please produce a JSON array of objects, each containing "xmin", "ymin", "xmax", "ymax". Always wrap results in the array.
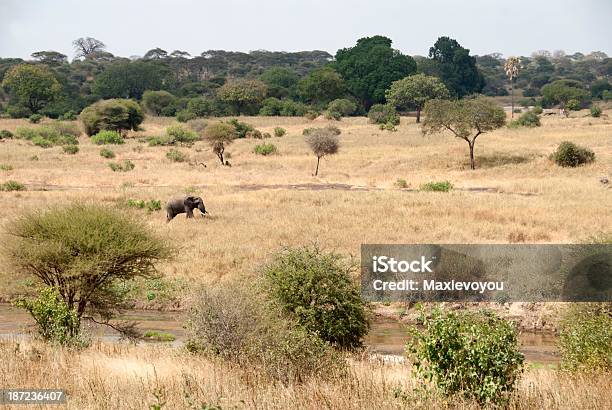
[{"xmin": 1, "ymin": 35, "xmax": 610, "ymax": 120}]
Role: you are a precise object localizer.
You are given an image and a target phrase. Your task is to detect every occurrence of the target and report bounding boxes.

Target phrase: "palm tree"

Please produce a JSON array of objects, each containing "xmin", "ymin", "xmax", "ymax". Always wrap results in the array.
[{"xmin": 504, "ymin": 57, "xmax": 521, "ymax": 118}]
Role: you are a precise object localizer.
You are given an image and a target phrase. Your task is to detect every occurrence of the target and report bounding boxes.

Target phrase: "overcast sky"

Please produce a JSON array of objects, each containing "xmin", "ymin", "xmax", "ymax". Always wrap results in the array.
[{"xmin": 1, "ymin": 0, "xmax": 610, "ymax": 60}]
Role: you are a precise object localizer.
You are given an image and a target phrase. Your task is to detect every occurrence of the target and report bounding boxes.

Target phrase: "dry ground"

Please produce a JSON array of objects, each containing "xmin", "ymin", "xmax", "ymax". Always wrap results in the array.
[
  {"xmin": 0, "ymin": 340, "xmax": 610, "ymax": 410},
  {"xmin": 0, "ymin": 112, "xmax": 610, "ymax": 298}
]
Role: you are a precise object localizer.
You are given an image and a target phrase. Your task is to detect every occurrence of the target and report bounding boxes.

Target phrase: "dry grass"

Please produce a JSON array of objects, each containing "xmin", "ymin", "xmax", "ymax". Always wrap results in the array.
[
  {"xmin": 0, "ymin": 340, "xmax": 609, "ymax": 409},
  {"xmin": 0, "ymin": 112, "xmax": 611, "ymax": 296}
]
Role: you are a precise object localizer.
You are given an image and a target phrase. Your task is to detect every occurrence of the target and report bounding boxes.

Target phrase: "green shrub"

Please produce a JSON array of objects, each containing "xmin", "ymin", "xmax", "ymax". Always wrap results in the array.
[
  {"xmin": 166, "ymin": 148, "xmax": 187, "ymax": 162},
  {"xmin": 0, "ymin": 130, "xmax": 14, "ymax": 139},
  {"xmin": 248, "ymin": 129, "xmax": 263, "ymax": 139},
  {"xmin": 14, "ymin": 287, "xmax": 84, "ymax": 346},
  {"xmin": 80, "ymin": 99, "xmax": 144, "ymax": 136},
  {"xmin": 58, "ymin": 110, "xmax": 77, "ymax": 121},
  {"xmin": 228, "ymin": 118, "xmax": 254, "ymax": 138},
  {"xmin": 14, "ymin": 127, "xmax": 39, "ymax": 140},
  {"xmin": 304, "ymin": 110, "xmax": 319, "ymax": 120},
  {"xmin": 49, "ymin": 121, "xmax": 81, "ymax": 138},
  {"xmin": 259, "ymin": 98, "xmax": 310, "ymax": 116},
  {"xmin": 91, "ymin": 130, "xmax": 124, "ymax": 145},
  {"xmin": 510, "ymin": 111, "xmax": 541, "ymax": 128},
  {"xmin": 302, "ymin": 125, "xmax": 341, "ymax": 136},
  {"xmin": 566, "ymin": 99, "xmax": 581, "ymax": 111},
  {"xmin": 142, "ymin": 90, "xmax": 177, "ymax": 116},
  {"xmin": 368, "ymin": 104, "xmax": 400, "ymax": 125},
  {"xmin": 126, "ymin": 199, "xmax": 162, "ymax": 212},
  {"xmin": 185, "ymin": 285, "xmax": 345, "ymax": 384},
  {"xmin": 324, "ymin": 110, "xmax": 342, "ymax": 120},
  {"xmin": 7, "ymin": 105, "xmax": 31, "ymax": 118},
  {"xmin": 32, "ymin": 135, "xmax": 52, "ymax": 148},
  {"xmin": 394, "ymin": 178, "xmax": 409, "ymax": 188},
  {"xmin": 0, "ymin": 180, "xmax": 26, "ymax": 191},
  {"xmin": 590, "ymin": 106, "xmax": 602, "ymax": 118},
  {"xmin": 559, "ymin": 304, "xmax": 611, "ymax": 372},
  {"xmin": 379, "ymin": 122, "xmax": 397, "ymax": 132},
  {"xmin": 29, "ymin": 113, "xmax": 43, "ymax": 123},
  {"xmin": 143, "ymin": 330, "xmax": 176, "ymax": 342},
  {"xmin": 166, "ymin": 125, "xmax": 199, "ymax": 144},
  {"xmin": 273, "ymin": 127, "xmax": 286, "ymax": 137},
  {"xmin": 99, "ymin": 148, "xmax": 115, "ymax": 159},
  {"xmin": 109, "ymin": 160, "xmax": 135, "ymax": 172},
  {"xmin": 262, "ymin": 246, "xmax": 369, "ymax": 349},
  {"xmin": 176, "ymin": 109, "xmax": 197, "ymax": 123},
  {"xmin": 532, "ymin": 106, "xmax": 543, "ymax": 115},
  {"xmin": 327, "ymin": 98, "xmax": 356, "ymax": 119},
  {"xmin": 0, "ymin": 164, "xmax": 14, "ymax": 171},
  {"xmin": 420, "ymin": 180, "xmax": 453, "ymax": 192},
  {"xmin": 551, "ymin": 141, "xmax": 595, "ymax": 167},
  {"xmin": 407, "ymin": 309, "xmax": 524, "ymax": 405},
  {"xmin": 62, "ymin": 144, "xmax": 79, "ymax": 154},
  {"xmin": 253, "ymin": 143, "xmax": 277, "ymax": 156}
]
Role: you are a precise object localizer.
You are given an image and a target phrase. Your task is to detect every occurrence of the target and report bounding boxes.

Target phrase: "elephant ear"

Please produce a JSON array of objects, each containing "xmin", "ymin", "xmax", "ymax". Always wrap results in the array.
[{"xmin": 184, "ymin": 196, "xmax": 196, "ymax": 205}]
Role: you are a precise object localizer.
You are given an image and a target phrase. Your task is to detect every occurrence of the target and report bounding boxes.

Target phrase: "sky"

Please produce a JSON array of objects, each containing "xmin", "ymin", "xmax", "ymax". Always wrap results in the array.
[{"xmin": 1, "ymin": 0, "xmax": 611, "ymax": 60}]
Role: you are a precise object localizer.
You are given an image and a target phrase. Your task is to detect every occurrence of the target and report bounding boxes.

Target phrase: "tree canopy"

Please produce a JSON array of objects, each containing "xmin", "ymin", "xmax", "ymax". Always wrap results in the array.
[
  {"xmin": 2, "ymin": 64, "xmax": 62, "ymax": 113},
  {"xmin": 428, "ymin": 37, "xmax": 485, "ymax": 97},
  {"xmin": 385, "ymin": 74, "xmax": 449, "ymax": 122},
  {"xmin": 334, "ymin": 36, "xmax": 416, "ymax": 109},
  {"xmin": 92, "ymin": 61, "xmax": 167, "ymax": 99}
]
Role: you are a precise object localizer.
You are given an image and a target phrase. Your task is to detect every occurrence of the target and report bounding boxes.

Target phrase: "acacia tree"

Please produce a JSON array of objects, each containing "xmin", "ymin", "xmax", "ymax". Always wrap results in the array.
[
  {"xmin": 422, "ymin": 98, "xmax": 506, "ymax": 170},
  {"xmin": 217, "ymin": 79, "xmax": 267, "ymax": 115},
  {"xmin": 204, "ymin": 122, "xmax": 236, "ymax": 165},
  {"xmin": 305, "ymin": 128, "xmax": 340, "ymax": 176},
  {"xmin": 504, "ymin": 57, "xmax": 521, "ymax": 118},
  {"xmin": 1, "ymin": 64, "xmax": 61, "ymax": 113},
  {"xmin": 5, "ymin": 204, "xmax": 172, "ymax": 342},
  {"xmin": 385, "ymin": 74, "xmax": 449, "ymax": 123}
]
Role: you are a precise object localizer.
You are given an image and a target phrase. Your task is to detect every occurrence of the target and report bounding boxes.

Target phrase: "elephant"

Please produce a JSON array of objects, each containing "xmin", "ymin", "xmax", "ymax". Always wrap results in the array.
[{"xmin": 166, "ymin": 196, "xmax": 207, "ymax": 222}]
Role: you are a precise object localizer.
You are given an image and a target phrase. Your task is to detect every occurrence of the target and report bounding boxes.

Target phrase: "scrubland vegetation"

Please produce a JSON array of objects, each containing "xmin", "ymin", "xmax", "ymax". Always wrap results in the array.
[{"xmin": 0, "ymin": 32, "xmax": 610, "ymax": 409}]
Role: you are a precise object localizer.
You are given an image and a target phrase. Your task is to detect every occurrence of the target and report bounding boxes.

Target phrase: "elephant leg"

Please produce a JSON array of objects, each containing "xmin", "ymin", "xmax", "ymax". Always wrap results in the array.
[{"xmin": 185, "ymin": 207, "xmax": 194, "ymax": 218}]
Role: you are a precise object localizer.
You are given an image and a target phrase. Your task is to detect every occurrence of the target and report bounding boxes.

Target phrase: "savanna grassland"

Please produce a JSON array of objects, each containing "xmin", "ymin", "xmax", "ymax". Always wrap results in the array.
[
  {"xmin": 0, "ymin": 112, "xmax": 610, "ymax": 299},
  {"xmin": 0, "ymin": 112, "xmax": 611, "ymax": 409}
]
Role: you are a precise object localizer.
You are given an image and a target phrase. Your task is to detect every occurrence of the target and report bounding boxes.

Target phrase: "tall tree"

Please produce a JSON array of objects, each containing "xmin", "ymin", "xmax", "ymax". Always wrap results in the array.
[
  {"xmin": 297, "ymin": 67, "xmax": 346, "ymax": 106},
  {"xmin": 428, "ymin": 37, "xmax": 484, "ymax": 97},
  {"xmin": 504, "ymin": 57, "xmax": 521, "ymax": 118},
  {"xmin": 334, "ymin": 36, "xmax": 416, "ymax": 110},
  {"xmin": 72, "ymin": 37, "xmax": 107, "ymax": 59},
  {"xmin": 144, "ymin": 48, "xmax": 168, "ymax": 59},
  {"xmin": 422, "ymin": 98, "xmax": 506, "ymax": 170},
  {"xmin": 30, "ymin": 51, "xmax": 68, "ymax": 65},
  {"xmin": 2, "ymin": 64, "xmax": 62, "ymax": 113},
  {"xmin": 216, "ymin": 79, "xmax": 267, "ymax": 114},
  {"xmin": 92, "ymin": 61, "xmax": 167, "ymax": 99},
  {"xmin": 385, "ymin": 74, "xmax": 449, "ymax": 123}
]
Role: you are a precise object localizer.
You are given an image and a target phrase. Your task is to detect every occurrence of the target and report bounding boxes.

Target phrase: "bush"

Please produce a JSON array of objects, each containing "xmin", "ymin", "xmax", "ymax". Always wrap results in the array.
[
  {"xmin": 253, "ymin": 143, "xmax": 277, "ymax": 156},
  {"xmin": 29, "ymin": 113, "xmax": 43, "ymax": 123},
  {"xmin": 273, "ymin": 127, "xmax": 286, "ymax": 137},
  {"xmin": 80, "ymin": 99, "xmax": 144, "ymax": 136},
  {"xmin": 566, "ymin": 99, "xmax": 581, "ymax": 111},
  {"xmin": 247, "ymin": 129, "xmax": 263, "ymax": 139},
  {"xmin": 262, "ymin": 132, "xmax": 272, "ymax": 139},
  {"xmin": 166, "ymin": 148, "xmax": 188, "ymax": 162},
  {"xmin": 0, "ymin": 164, "xmax": 14, "ymax": 171},
  {"xmin": 175, "ymin": 109, "xmax": 197, "ymax": 123},
  {"xmin": 99, "ymin": 148, "xmax": 115, "ymax": 159},
  {"xmin": 379, "ymin": 122, "xmax": 397, "ymax": 132},
  {"xmin": 263, "ymin": 246, "xmax": 369, "ymax": 349},
  {"xmin": 590, "ymin": 106, "xmax": 602, "ymax": 118},
  {"xmin": 58, "ymin": 110, "xmax": 77, "ymax": 121},
  {"xmin": 259, "ymin": 98, "xmax": 310, "ymax": 116},
  {"xmin": 6, "ymin": 204, "xmax": 172, "ymax": 341},
  {"xmin": 559, "ymin": 304, "xmax": 611, "ymax": 372},
  {"xmin": 510, "ymin": 111, "xmax": 541, "ymax": 128},
  {"xmin": 326, "ymin": 98, "xmax": 356, "ymax": 119},
  {"xmin": 0, "ymin": 130, "xmax": 14, "ymax": 139},
  {"xmin": 146, "ymin": 136, "xmax": 173, "ymax": 146},
  {"xmin": 303, "ymin": 125, "xmax": 341, "ymax": 136},
  {"xmin": 50, "ymin": 121, "xmax": 81, "ymax": 138},
  {"xmin": 0, "ymin": 180, "xmax": 26, "ymax": 191},
  {"xmin": 407, "ymin": 309, "xmax": 524, "ymax": 405},
  {"xmin": 125, "ymin": 199, "xmax": 162, "ymax": 212},
  {"xmin": 166, "ymin": 125, "xmax": 200, "ymax": 144},
  {"xmin": 551, "ymin": 141, "xmax": 595, "ymax": 167},
  {"xmin": 91, "ymin": 130, "xmax": 125, "ymax": 145},
  {"xmin": 368, "ymin": 104, "xmax": 400, "ymax": 125},
  {"xmin": 532, "ymin": 106, "xmax": 543, "ymax": 115},
  {"xmin": 185, "ymin": 285, "xmax": 345, "ymax": 384},
  {"xmin": 15, "ymin": 287, "xmax": 84, "ymax": 346},
  {"xmin": 32, "ymin": 135, "xmax": 53, "ymax": 148},
  {"xmin": 394, "ymin": 178, "xmax": 409, "ymax": 188},
  {"xmin": 420, "ymin": 180, "xmax": 453, "ymax": 192},
  {"xmin": 142, "ymin": 90, "xmax": 176, "ymax": 116},
  {"xmin": 109, "ymin": 160, "xmax": 135, "ymax": 172},
  {"xmin": 304, "ymin": 110, "xmax": 319, "ymax": 120},
  {"xmin": 7, "ymin": 105, "xmax": 31, "ymax": 118},
  {"xmin": 62, "ymin": 144, "xmax": 79, "ymax": 154},
  {"xmin": 227, "ymin": 118, "xmax": 254, "ymax": 138}
]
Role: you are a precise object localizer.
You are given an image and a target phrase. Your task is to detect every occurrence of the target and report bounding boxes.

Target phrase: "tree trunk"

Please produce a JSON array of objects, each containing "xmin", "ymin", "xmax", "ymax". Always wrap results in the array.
[
  {"xmin": 468, "ymin": 141, "xmax": 475, "ymax": 170},
  {"xmin": 217, "ymin": 151, "xmax": 224, "ymax": 165},
  {"xmin": 314, "ymin": 156, "xmax": 321, "ymax": 176},
  {"xmin": 416, "ymin": 107, "xmax": 421, "ymax": 123},
  {"xmin": 510, "ymin": 79, "xmax": 514, "ymax": 119}
]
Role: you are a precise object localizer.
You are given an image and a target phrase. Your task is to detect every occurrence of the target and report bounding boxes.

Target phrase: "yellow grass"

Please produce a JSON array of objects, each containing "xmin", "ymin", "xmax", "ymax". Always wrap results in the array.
[
  {"xmin": 1, "ymin": 113, "xmax": 610, "ymax": 294},
  {"xmin": 0, "ymin": 340, "xmax": 610, "ymax": 409}
]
